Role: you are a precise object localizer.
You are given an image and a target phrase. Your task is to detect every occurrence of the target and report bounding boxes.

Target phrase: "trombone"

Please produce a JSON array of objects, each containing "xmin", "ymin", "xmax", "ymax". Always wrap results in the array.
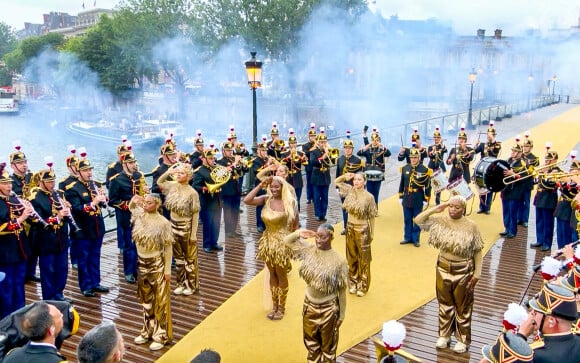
[{"xmin": 503, "ymin": 159, "xmax": 569, "ymax": 185}]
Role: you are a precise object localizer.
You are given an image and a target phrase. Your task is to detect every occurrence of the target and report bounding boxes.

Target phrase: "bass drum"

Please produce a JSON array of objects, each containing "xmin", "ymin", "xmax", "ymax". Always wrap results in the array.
[
  {"xmin": 364, "ymin": 170, "xmax": 384, "ymax": 181},
  {"xmin": 474, "ymin": 157, "xmax": 510, "ymax": 192}
]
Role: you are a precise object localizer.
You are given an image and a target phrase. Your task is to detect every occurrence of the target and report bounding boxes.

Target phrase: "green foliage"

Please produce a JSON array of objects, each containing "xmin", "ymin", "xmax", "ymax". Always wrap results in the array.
[
  {"xmin": 3, "ymin": 33, "xmax": 65, "ymax": 74},
  {"xmin": 0, "ymin": 22, "xmax": 16, "ymax": 58}
]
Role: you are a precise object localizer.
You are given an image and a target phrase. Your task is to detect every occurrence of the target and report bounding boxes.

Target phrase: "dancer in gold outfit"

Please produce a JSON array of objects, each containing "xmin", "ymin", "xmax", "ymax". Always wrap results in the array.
[
  {"xmin": 334, "ymin": 172, "xmax": 377, "ymax": 297},
  {"xmin": 414, "ymin": 195, "xmax": 483, "ymax": 354},
  {"xmin": 284, "ymin": 224, "xmax": 348, "ymax": 363},
  {"xmin": 129, "ymin": 193, "xmax": 173, "ymax": 351},
  {"xmin": 244, "ymin": 176, "xmax": 298, "ymax": 320},
  {"xmin": 157, "ymin": 163, "xmax": 201, "ymax": 296}
]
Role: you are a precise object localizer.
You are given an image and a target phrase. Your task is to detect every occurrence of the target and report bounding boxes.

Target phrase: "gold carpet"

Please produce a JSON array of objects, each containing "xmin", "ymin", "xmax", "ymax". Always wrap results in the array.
[{"xmin": 158, "ymin": 107, "xmax": 580, "ymax": 362}]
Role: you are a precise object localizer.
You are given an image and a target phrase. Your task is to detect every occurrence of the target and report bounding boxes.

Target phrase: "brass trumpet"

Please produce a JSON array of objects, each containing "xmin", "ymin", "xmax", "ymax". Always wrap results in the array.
[
  {"xmin": 503, "ymin": 159, "xmax": 569, "ymax": 185},
  {"xmin": 539, "ymin": 171, "xmax": 580, "ymax": 181},
  {"xmin": 328, "ymin": 148, "xmax": 340, "ymax": 159}
]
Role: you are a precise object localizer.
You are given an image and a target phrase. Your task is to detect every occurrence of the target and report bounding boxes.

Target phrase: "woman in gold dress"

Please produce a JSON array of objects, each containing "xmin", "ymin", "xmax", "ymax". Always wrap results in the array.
[
  {"xmin": 244, "ymin": 175, "xmax": 299, "ymax": 320},
  {"xmin": 334, "ymin": 172, "xmax": 377, "ymax": 297},
  {"xmin": 129, "ymin": 193, "xmax": 173, "ymax": 351},
  {"xmin": 157, "ymin": 163, "xmax": 201, "ymax": 296}
]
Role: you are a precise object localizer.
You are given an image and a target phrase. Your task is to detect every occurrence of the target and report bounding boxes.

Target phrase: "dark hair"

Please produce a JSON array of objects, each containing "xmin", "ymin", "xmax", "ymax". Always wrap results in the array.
[
  {"xmin": 190, "ymin": 348, "xmax": 221, "ymax": 363},
  {"xmin": 77, "ymin": 321, "xmax": 120, "ymax": 363},
  {"xmin": 21, "ymin": 301, "xmax": 53, "ymax": 341}
]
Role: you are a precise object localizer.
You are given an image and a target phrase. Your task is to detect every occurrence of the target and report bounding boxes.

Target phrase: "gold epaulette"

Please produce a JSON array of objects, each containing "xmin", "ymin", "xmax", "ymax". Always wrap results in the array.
[
  {"xmin": 193, "ymin": 165, "xmax": 202, "ymax": 174},
  {"xmin": 399, "ymin": 166, "xmax": 403, "ymax": 173},
  {"xmin": 529, "ymin": 339, "xmax": 545, "ymax": 350},
  {"xmin": 109, "ymin": 173, "xmax": 120, "ymax": 181},
  {"xmin": 28, "ymin": 187, "xmax": 40, "ymax": 199},
  {"xmin": 64, "ymin": 180, "xmax": 77, "ymax": 190},
  {"xmin": 151, "ymin": 165, "xmax": 160, "ymax": 174},
  {"xmin": 107, "ymin": 161, "xmax": 117, "ymax": 169},
  {"xmin": 426, "ymin": 168, "xmax": 433, "ymax": 177}
]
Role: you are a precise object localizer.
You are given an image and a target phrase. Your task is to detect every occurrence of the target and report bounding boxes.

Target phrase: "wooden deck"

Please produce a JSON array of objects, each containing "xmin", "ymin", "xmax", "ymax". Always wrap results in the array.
[{"xmin": 23, "ymin": 185, "xmax": 547, "ymax": 363}]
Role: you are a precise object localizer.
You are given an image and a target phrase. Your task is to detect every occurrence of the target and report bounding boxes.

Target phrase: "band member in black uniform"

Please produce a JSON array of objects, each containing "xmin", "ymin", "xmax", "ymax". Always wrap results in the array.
[
  {"xmin": 555, "ymin": 160, "xmax": 580, "ymax": 249},
  {"xmin": 398, "ymin": 129, "xmax": 428, "ymax": 164},
  {"xmin": 267, "ymin": 122, "xmax": 285, "ymax": 161},
  {"xmin": 189, "ymin": 131, "xmax": 205, "ymax": 170},
  {"xmin": 399, "ymin": 148, "xmax": 432, "ymax": 247},
  {"xmin": 281, "ymin": 129, "xmax": 308, "ymax": 212},
  {"xmin": 192, "ymin": 149, "xmax": 225, "ymax": 253},
  {"xmin": 499, "ymin": 142, "xmax": 529, "ymax": 239},
  {"xmin": 108, "ymin": 153, "xmax": 146, "ymax": 284},
  {"xmin": 530, "ymin": 150, "xmax": 563, "ymax": 251},
  {"xmin": 336, "ymin": 132, "xmax": 364, "ymax": 234},
  {"xmin": 302, "ymin": 123, "xmax": 317, "ymax": 204},
  {"xmin": 0, "ymin": 163, "xmax": 31, "ymax": 318},
  {"xmin": 518, "ymin": 134, "xmax": 540, "ymax": 227},
  {"xmin": 474, "ymin": 123, "xmax": 502, "ymax": 214},
  {"xmin": 105, "ymin": 141, "xmax": 131, "ymax": 188},
  {"xmin": 151, "ymin": 144, "xmax": 178, "ymax": 220},
  {"xmin": 310, "ymin": 129, "xmax": 337, "ymax": 222},
  {"xmin": 251, "ymin": 141, "xmax": 269, "ymax": 233},
  {"xmin": 446, "ymin": 128, "xmax": 475, "ymax": 184},
  {"xmin": 358, "ymin": 127, "xmax": 391, "ymax": 206},
  {"xmin": 427, "ymin": 127, "xmax": 448, "ymax": 205},
  {"xmin": 59, "ymin": 146, "xmax": 80, "ymax": 269},
  {"xmin": 29, "ymin": 167, "xmax": 71, "ymax": 302},
  {"xmin": 64, "ymin": 158, "xmax": 110, "ymax": 297},
  {"xmin": 217, "ymin": 141, "xmax": 247, "ymax": 238}
]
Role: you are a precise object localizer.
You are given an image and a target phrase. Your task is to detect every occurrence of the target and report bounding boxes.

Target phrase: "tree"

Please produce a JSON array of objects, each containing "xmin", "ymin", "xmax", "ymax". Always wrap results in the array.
[{"xmin": 0, "ymin": 22, "xmax": 16, "ymax": 58}]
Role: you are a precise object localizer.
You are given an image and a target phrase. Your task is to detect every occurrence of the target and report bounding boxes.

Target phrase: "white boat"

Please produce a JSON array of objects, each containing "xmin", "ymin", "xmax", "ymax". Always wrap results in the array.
[
  {"xmin": 0, "ymin": 89, "xmax": 19, "ymax": 115},
  {"xmin": 67, "ymin": 118, "xmax": 185, "ymax": 146}
]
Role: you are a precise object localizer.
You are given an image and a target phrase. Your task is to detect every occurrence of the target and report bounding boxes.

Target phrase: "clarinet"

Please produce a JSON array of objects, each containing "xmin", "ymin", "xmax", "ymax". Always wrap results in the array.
[
  {"xmin": 53, "ymin": 190, "xmax": 81, "ymax": 232},
  {"xmin": 88, "ymin": 180, "xmax": 115, "ymax": 218},
  {"xmin": 10, "ymin": 192, "xmax": 50, "ymax": 229},
  {"xmin": 532, "ymin": 239, "xmax": 580, "ymax": 273}
]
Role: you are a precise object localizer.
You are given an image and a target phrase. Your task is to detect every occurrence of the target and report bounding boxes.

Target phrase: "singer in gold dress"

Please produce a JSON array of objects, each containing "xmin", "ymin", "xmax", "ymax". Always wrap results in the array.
[
  {"xmin": 414, "ymin": 195, "xmax": 483, "ymax": 354},
  {"xmin": 157, "ymin": 163, "xmax": 201, "ymax": 296},
  {"xmin": 244, "ymin": 176, "xmax": 298, "ymax": 320},
  {"xmin": 129, "ymin": 193, "xmax": 173, "ymax": 351},
  {"xmin": 334, "ymin": 172, "xmax": 377, "ymax": 297},
  {"xmin": 284, "ymin": 224, "xmax": 348, "ymax": 363}
]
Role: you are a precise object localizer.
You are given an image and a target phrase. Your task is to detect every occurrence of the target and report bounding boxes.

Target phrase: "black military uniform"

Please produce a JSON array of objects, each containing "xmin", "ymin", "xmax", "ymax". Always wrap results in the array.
[
  {"xmin": 281, "ymin": 132, "xmax": 308, "ymax": 212},
  {"xmin": 500, "ymin": 143, "xmax": 529, "ymax": 239},
  {"xmin": 358, "ymin": 131, "xmax": 391, "ymax": 205},
  {"xmin": 446, "ymin": 129, "xmax": 475, "ymax": 183},
  {"xmin": 336, "ymin": 136, "xmax": 364, "ymax": 233},
  {"xmin": 59, "ymin": 150, "xmax": 79, "ymax": 268},
  {"xmin": 217, "ymin": 142, "xmax": 247, "ymax": 237},
  {"xmin": 29, "ymin": 169, "xmax": 70, "ymax": 302},
  {"xmin": 398, "ymin": 131, "xmax": 428, "ymax": 164},
  {"xmin": 267, "ymin": 124, "xmax": 285, "ymax": 161},
  {"xmin": 189, "ymin": 135, "xmax": 205, "ymax": 170},
  {"xmin": 531, "ymin": 151, "xmax": 562, "ymax": 251},
  {"xmin": 398, "ymin": 148, "xmax": 432, "ymax": 247},
  {"xmin": 302, "ymin": 126, "xmax": 317, "ymax": 204},
  {"xmin": 427, "ymin": 128, "xmax": 448, "ymax": 205},
  {"xmin": 105, "ymin": 143, "xmax": 131, "ymax": 188},
  {"xmin": 251, "ymin": 142, "xmax": 269, "ymax": 232},
  {"xmin": 309, "ymin": 132, "xmax": 335, "ymax": 221},
  {"xmin": 474, "ymin": 124, "xmax": 502, "ymax": 214},
  {"xmin": 519, "ymin": 137, "xmax": 540, "ymax": 226}
]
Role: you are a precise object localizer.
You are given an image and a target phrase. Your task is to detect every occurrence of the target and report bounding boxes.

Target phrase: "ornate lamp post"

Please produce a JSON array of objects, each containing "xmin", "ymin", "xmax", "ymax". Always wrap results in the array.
[
  {"xmin": 467, "ymin": 68, "xmax": 477, "ymax": 128},
  {"xmin": 245, "ymin": 51, "xmax": 263, "ymax": 155},
  {"xmin": 551, "ymin": 74, "xmax": 557, "ymax": 96}
]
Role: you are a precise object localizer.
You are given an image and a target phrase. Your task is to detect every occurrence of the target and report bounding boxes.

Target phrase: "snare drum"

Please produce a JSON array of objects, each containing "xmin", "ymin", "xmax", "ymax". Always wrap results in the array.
[
  {"xmin": 431, "ymin": 168, "xmax": 448, "ymax": 194},
  {"xmin": 447, "ymin": 178, "xmax": 475, "ymax": 200},
  {"xmin": 365, "ymin": 170, "xmax": 384, "ymax": 182}
]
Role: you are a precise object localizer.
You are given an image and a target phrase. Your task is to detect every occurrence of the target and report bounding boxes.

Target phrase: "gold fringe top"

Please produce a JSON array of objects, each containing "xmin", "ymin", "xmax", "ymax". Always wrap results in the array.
[
  {"xmin": 342, "ymin": 188, "xmax": 377, "ymax": 219},
  {"xmin": 131, "ymin": 208, "xmax": 174, "ymax": 254},
  {"xmin": 163, "ymin": 182, "xmax": 200, "ymax": 218},
  {"xmin": 298, "ymin": 246, "xmax": 349, "ymax": 296},
  {"xmin": 423, "ymin": 215, "xmax": 483, "ymax": 258}
]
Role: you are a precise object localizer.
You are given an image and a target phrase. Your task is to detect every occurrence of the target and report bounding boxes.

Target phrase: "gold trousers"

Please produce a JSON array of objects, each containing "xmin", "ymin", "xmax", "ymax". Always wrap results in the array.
[
  {"xmin": 137, "ymin": 255, "xmax": 172, "ymax": 344},
  {"xmin": 302, "ymin": 296, "xmax": 340, "ymax": 363},
  {"xmin": 173, "ymin": 233, "xmax": 199, "ymax": 291},
  {"xmin": 435, "ymin": 255, "xmax": 474, "ymax": 345},
  {"xmin": 346, "ymin": 221, "xmax": 372, "ymax": 293}
]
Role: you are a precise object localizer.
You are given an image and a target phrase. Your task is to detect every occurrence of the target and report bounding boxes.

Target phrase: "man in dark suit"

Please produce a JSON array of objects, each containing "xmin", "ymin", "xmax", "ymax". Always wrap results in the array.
[
  {"xmin": 217, "ymin": 142, "xmax": 247, "ymax": 238},
  {"xmin": 281, "ymin": 130, "xmax": 308, "ymax": 212},
  {"xmin": 309, "ymin": 130, "xmax": 336, "ymax": 221},
  {"xmin": 336, "ymin": 134, "xmax": 364, "ymax": 234},
  {"xmin": 302, "ymin": 124, "xmax": 317, "ymax": 204},
  {"xmin": 473, "ymin": 123, "xmax": 502, "ymax": 214},
  {"xmin": 358, "ymin": 128, "xmax": 391, "ymax": 205}
]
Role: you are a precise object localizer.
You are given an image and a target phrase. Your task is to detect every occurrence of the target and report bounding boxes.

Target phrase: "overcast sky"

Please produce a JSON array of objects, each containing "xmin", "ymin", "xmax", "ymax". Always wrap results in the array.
[{"xmin": 2, "ymin": 0, "xmax": 579, "ymax": 36}]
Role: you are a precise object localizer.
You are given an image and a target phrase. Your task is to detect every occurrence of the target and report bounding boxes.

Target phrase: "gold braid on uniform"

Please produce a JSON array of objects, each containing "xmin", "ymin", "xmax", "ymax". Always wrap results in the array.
[
  {"xmin": 298, "ymin": 246, "xmax": 348, "ymax": 295},
  {"xmin": 163, "ymin": 183, "xmax": 200, "ymax": 217},
  {"xmin": 131, "ymin": 210, "xmax": 173, "ymax": 252},
  {"xmin": 427, "ymin": 216, "xmax": 483, "ymax": 259},
  {"xmin": 342, "ymin": 188, "xmax": 377, "ymax": 219}
]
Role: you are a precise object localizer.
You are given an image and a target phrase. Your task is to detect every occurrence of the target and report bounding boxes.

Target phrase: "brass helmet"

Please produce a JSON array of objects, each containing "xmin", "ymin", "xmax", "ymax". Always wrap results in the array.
[
  {"xmin": 307, "ymin": 123, "xmax": 317, "ymax": 136},
  {"xmin": 288, "ymin": 128, "xmax": 297, "ymax": 144},
  {"xmin": 0, "ymin": 161, "xmax": 11, "ymax": 183},
  {"xmin": 9, "ymin": 141, "xmax": 26, "ymax": 164},
  {"xmin": 316, "ymin": 127, "xmax": 327, "ymax": 141},
  {"xmin": 487, "ymin": 120, "xmax": 496, "ymax": 136},
  {"xmin": 66, "ymin": 144, "xmax": 79, "ymax": 168},
  {"xmin": 433, "ymin": 126, "xmax": 441, "ymax": 138},
  {"xmin": 229, "ymin": 125, "xmax": 237, "ymax": 140},
  {"xmin": 343, "ymin": 131, "xmax": 354, "ymax": 148},
  {"xmin": 270, "ymin": 122, "xmax": 279, "ymax": 136},
  {"xmin": 194, "ymin": 129, "xmax": 204, "ymax": 146},
  {"xmin": 523, "ymin": 130, "xmax": 533, "ymax": 147},
  {"xmin": 411, "ymin": 128, "xmax": 420, "ymax": 142},
  {"xmin": 457, "ymin": 126, "xmax": 467, "ymax": 140}
]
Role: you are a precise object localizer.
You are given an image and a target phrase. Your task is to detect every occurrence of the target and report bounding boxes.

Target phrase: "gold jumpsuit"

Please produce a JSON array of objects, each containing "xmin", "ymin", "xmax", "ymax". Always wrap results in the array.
[
  {"xmin": 285, "ymin": 230, "xmax": 349, "ymax": 363},
  {"xmin": 256, "ymin": 199, "xmax": 293, "ymax": 272},
  {"xmin": 335, "ymin": 175, "xmax": 377, "ymax": 294},
  {"xmin": 130, "ymin": 204, "xmax": 174, "ymax": 345},
  {"xmin": 415, "ymin": 211, "xmax": 483, "ymax": 346},
  {"xmin": 160, "ymin": 181, "xmax": 201, "ymax": 292}
]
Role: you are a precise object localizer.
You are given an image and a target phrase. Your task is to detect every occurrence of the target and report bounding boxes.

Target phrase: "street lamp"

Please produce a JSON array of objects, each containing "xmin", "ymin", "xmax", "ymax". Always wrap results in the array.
[
  {"xmin": 528, "ymin": 73, "xmax": 534, "ymax": 111},
  {"xmin": 245, "ymin": 51, "xmax": 263, "ymax": 156},
  {"xmin": 551, "ymin": 74, "xmax": 557, "ymax": 96},
  {"xmin": 467, "ymin": 68, "xmax": 477, "ymax": 128}
]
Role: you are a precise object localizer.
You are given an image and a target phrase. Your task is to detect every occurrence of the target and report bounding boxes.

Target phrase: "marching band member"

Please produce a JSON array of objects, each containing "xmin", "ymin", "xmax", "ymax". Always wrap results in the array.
[
  {"xmin": 398, "ymin": 129, "xmax": 427, "ymax": 164},
  {"xmin": 218, "ymin": 141, "xmax": 248, "ymax": 238},
  {"xmin": 0, "ymin": 163, "xmax": 31, "ymax": 318},
  {"xmin": 518, "ymin": 132, "xmax": 540, "ymax": 227},
  {"xmin": 555, "ymin": 158, "xmax": 580, "ymax": 249},
  {"xmin": 399, "ymin": 148, "xmax": 432, "ymax": 247},
  {"xmin": 309, "ymin": 128, "xmax": 336, "ymax": 222},
  {"xmin": 267, "ymin": 122, "xmax": 285, "ymax": 161},
  {"xmin": 336, "ymin": 132, "xmax": 364, "ymax": 235},
  {"xmin": 358, "ymin": 127, "xmax": 391, "ymax": 206},
  {"xmin": 108, "ymin": 153, "xmax": 147, "ymax": 284},
  {"xmin": 63, "ymin": 158, "xmax": 110, "ymax": 298},
  {"xmin": 474, "ymin": 122, "xmax": 502, "ymax": 214},
  {"xmin": 105, "ymin": 137, "xmax": 131, "ymax": 188},
  {"xmin": 427, "ymin": 127, "xmax": 448, "ymax": 205},
  {"xmin": 188, "ymin": 130, "xmax": 205, "ymax": 170},
  {"xmin": 229, "ymin": 126, "xmax": 250, "ymax": 158},
  {"xmin": 251, "ymin": 138, "xmax": 270, "ymax": 233},
  {"xmin": 281, "ymin": 129, "xmax": 308, "ymax": 212},
  {"xmin": 500, "ymin": 141, "xmax": 529, "ymax": 239},
  {"xmin": 29, "ymin": 164, "xmax": 72, "ymax": 302},
  {"xmin": 151, "ymin": 144, "xmax": 179, "ymax": 220},
  {"xmin": 302, "ymin": 123, "xmax": 317, "ymax": 205},
  {"xmin": 531, "ymin": 149, "xmax": 563, "ymax": 251},
  {"xmin": 446, "ymin": 127, "xmax": 475, "ymax": 184},
  {"xmin": 59, "ymin": 145, "xmax": 80, "ymax": 269}
]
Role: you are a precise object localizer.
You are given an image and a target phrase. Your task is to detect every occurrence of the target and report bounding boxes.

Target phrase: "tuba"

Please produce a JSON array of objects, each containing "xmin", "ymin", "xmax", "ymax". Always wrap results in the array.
[{"xmin": 205, "ymin": 165, "xmax": 231, "ymax": 195}]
